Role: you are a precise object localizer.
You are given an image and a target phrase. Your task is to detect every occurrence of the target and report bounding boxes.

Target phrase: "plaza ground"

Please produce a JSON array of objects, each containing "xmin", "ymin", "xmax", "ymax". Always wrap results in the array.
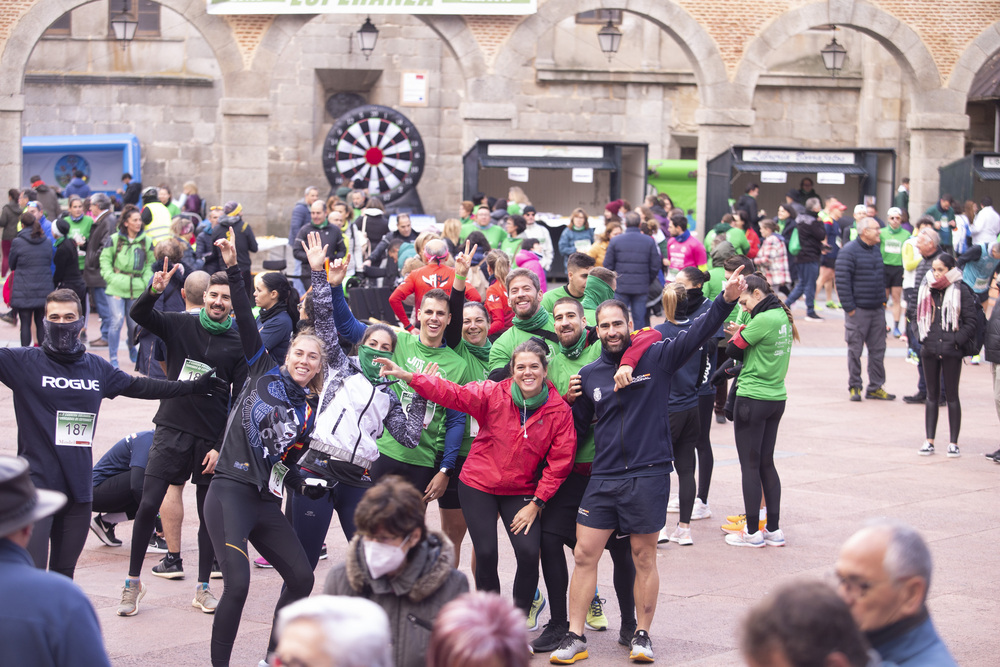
[{"xmin": 0, "ymin": 301, "xmax": 997, "ymax": 666}]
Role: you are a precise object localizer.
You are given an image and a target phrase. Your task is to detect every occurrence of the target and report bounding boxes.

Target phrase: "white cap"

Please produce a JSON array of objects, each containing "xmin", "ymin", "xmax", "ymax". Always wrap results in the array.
[
  {"xmin": 886, "ymin": 207, "xmax": 902, "ymax": 217},
  {"xmin": 853, "ymin": 204, "xmax": 867, "ymax": 215}
]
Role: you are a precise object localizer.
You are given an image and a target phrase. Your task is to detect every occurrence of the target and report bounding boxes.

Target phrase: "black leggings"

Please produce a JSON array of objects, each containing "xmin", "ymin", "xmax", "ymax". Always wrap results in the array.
[
  {"xmin": 695, "ymin": 393, "xmax": 716, "ymax": 503},
  {"xmin": 26, "ymin": 500, "xmax": 91, "ymax": 579},
  {"xmin": 669, "ymin": 406, "xmax": 701, "ymax": 524},
  {"xmin": 459, "ymin": 481, "xmax": 540, "ymax": 614},
  {"xmin": 289, "ymin": 482, "xmax": 367, "ymax": 570},
  {"xmin": 922, "ymin": 353, "xmax": 963, "ymax": 443},
  {"xmin": 16, "ymin": 307, "xmax": 43, "ymax": 347},
  {"xmin": 130, "ymin": 475, "xmax": 214, "ymax": 583},
  {"xmin": 713, "ymin": 346, "xmax": 729, "ymax": 415},
  {"xmin": 92, "ymin": 466, "xmax": 145, "ymax": 519},
  {"xmin": 733, "ymin": 397, "xmax": 785, "ymax": 534},
  {"xmin": 204, "ymin": 477, "xmax": 314, "ymax": 667}
]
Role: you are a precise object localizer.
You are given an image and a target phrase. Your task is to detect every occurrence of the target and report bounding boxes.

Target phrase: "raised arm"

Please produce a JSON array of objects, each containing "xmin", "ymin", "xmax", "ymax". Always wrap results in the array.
[
  {"xmin": 217, "ymin": 236, "xmax": 265, "ymax": 360},
  {"xmin": 324, "ymin": 252, "xmax": 368, "ymax": 345},
  {"xmin": 444, "ymin": 241, "xmax": 477, "ymax": 349},
  {"xmin": 301, "ymin": 231, "xmax": 349, "ymax": 368},
  {"xmin": 381, "ymin": 389, "xmax": 427, "ymax": 449}
]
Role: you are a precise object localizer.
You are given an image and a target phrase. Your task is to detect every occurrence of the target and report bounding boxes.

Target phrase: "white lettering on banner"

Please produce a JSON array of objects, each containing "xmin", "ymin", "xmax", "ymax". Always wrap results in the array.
[
  {"xmin": 817, "ymin": 172, "xmax": 846, "ymax": 185},
  {"xmin": 984, "ymin": 157, "xmax": 1000, "ymax": 169},
  {"xmin": 42, "ymin": 376, "xmax": 101, "ymax": 391},
  {"xmin": 741, "ymin": 149, "xmax": 855, "ymax": 165},
  {"xmin": 760, "ymin": 171, "xmax": 787, "ymax": 184}
]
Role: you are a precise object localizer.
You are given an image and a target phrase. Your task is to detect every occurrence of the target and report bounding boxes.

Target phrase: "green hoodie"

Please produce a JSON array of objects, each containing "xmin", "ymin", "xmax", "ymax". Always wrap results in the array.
[
  {"xmin": 581, "ymin": 275, "xmax": 616, "ymax": 324},
  {"xmin": 99, "ymin": 230, "xmax": 154, "ymax": 299}
]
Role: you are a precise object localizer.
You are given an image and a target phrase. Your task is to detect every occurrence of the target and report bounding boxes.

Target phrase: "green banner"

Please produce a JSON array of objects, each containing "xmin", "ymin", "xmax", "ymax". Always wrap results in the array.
[{"xmin": 207, "ymin": 0, "xmax": 536, "ymax": 15}]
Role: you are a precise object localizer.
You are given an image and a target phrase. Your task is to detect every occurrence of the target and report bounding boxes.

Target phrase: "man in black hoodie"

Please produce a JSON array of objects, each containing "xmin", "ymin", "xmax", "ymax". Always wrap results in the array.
[{"xmin": 784, "ymin": 197, "xmax": 827, "ymax": 321}]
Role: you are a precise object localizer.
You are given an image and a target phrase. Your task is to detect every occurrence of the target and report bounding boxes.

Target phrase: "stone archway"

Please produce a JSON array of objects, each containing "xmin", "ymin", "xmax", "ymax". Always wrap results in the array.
[{"xmin": 948, "ymin": 21, "xmax": 1000, "ymax": 99}]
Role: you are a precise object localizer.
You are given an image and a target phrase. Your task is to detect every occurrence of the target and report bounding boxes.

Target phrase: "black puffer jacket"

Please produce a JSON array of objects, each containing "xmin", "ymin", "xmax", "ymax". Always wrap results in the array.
[
  {"xmin": 603, "ymin": 227, "xmax": 662, "ymax": 295},
  {"xmin": 920, "ymin": 281, "xmax": 978, "ymax": 358},
  {"xmin": 9, "ymin": 229, "xmax": 53, "ymax": 309},
  {"xmin": 835, "ymin": 238, "xmax": 885, "ymax": 312},
  {"xmin": 792, "ymin": 212, "xmax": 826, "ymax": 264},
  {"xmin": 984, "ymin": 293, "xmax": 1000, "ymax": 364}
]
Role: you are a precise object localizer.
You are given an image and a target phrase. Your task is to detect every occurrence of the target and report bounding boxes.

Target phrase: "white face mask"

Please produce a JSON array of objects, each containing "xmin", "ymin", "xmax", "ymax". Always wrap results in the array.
[{"xmin": 363, "ymin": 534, "xmax": 412, "ymax": 580}]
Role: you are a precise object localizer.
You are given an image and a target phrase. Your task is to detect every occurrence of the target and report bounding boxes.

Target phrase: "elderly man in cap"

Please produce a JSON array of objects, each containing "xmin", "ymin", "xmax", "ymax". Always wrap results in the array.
[
  {"xmin": 0, "ymin": 456, "xmax": 111, "ymax": 666},
  {"xmin": 834, "ymin": 521, "xmax": 956, "ymax": 667}
]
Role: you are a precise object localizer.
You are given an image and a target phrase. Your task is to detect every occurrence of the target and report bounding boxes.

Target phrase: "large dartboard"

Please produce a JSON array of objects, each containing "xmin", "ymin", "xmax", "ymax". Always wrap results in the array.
[{"xmin": 322, "ymin": 105, "xmax": 425, "ymax": 205}]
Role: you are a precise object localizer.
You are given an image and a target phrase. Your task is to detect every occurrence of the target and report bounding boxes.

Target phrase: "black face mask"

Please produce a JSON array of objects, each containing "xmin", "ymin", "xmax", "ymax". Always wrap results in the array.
[{"xmin": 42, "ymin": 318, "xmax": 86, "ymax": 357}]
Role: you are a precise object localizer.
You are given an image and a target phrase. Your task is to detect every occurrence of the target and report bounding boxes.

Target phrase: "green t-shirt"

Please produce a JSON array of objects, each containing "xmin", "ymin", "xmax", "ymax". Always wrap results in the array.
[
  {"xmin": 488, "ymin": 317, "xmax": 558, "ymax": 371},
  {"xmin": 736, "ymin": 308, "xmax": 793, "ymax": 401},
  {"xmin": 454, "ymin": 340, "xmax": 489, "ymax": 458},
  {"xmin": 548, "ymin": 342, "xmax": 601, "ymax": 463},
  {"xmin": 63, "ymin": 215, "xmax": 93, "ymax": 270},
  {"xmin": 459, "ymin": 221, "xmax": 478, "ymax": 242},
  {"xmin": 705, "ymin": 268, "xmax": 724, "ymax": 302},
  {"xmin": 501, "ymin": 235, "xmax": 524, "ymax": 259},
  {"xmin": 704, "ymin": 228, "xmax": 749, "ymax": 256},
  {"xmin": 879, "ymin": 226, "xmax": 910, "ymax": 267},
  {"xmin": 468, "ymin": 224, "xmax": 506, "ymax": 250},
  {"xmin": 541, "ymin": 285, "xmax": 583, "ymax": 315},
  {"xmin": 377, "ymin": 333, "xmax": 476, "ymax": 467}
]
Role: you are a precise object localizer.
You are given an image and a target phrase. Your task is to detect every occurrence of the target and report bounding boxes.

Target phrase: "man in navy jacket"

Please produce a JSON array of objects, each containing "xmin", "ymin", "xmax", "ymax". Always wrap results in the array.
[
  {"xmin": 603, "ymin": 211, "xmax": 661, "ymax": 329},
  {"xmin": 835, "ymin": 217, "xmax": 894, "ymax": 402},
  {"xmin": 551, "ymin": 267, "xmax": 746, "ymax": 665}
]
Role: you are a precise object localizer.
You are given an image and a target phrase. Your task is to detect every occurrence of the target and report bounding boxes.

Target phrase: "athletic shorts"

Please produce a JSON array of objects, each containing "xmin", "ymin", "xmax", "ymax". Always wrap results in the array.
[
  {"xmin": 370, "ymin": 454, "xmax": 436, "ymax": 494},
  {"xmin": 576, "ymin": 473, "xmax": 670, "ymax": 535},
  {"xmin": 541, "ymin": 471, "xmax": 590, "ymax": 541},
  {"xmin": 820, "ymin": 254, "xmax": 837, "ymax": 269},
  {"xmin": 145, "ymin": 426, "xmax": 216, "ymax": 486},
  {"xmin": 884, "ymin": 264, "xmax": 904, "ymax": 288},
  {"xmin": 437, "ymin": 456, "xmax": 466, "ymax": 510}
]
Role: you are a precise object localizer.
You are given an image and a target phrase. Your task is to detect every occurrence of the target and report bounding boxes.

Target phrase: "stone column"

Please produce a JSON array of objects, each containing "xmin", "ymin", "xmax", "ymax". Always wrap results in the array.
[
  {"xmin": 219, "ymin": 97, "xmax": 271, "ymax": 232},
  {"xmin": 695, "ymin": 107, "xmax": 754, "ymax": 233},
  {"xmin": 0, "ymin": 96, "xmax": 25, "ymax": 188},
  {"xmin": 906, "ymin": 113, "xmax": 969, "ymax": 215}
]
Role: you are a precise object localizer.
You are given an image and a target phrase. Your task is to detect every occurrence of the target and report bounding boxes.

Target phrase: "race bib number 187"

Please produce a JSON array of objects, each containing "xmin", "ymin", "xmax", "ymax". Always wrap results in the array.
[{"xmin": 55, "ymin": 411, "xmax": 96, "ymax": 447}]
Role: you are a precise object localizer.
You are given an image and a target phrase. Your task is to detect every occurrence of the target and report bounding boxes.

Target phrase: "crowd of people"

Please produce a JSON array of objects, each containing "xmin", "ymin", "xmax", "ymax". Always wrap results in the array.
[{"xmin": 0, "ymin": 174, "xmax": 989, "ymax": 667}]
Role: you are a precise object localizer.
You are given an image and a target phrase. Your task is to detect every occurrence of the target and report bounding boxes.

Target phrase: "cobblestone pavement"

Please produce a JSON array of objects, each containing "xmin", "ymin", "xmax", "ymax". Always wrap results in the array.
[{"xmin": 0, "ymin": 302, "xmax": 997, "ymax": 666}]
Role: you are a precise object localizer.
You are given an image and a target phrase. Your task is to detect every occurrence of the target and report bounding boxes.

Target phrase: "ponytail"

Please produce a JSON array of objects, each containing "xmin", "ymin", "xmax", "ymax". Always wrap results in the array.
[
  {"xmin": 259, "ymin": 271, "xmax": 300, "ymax": 328},
  {"xmin": 661, "ymin": 282, "xmax": 686, "ymax": 324}
]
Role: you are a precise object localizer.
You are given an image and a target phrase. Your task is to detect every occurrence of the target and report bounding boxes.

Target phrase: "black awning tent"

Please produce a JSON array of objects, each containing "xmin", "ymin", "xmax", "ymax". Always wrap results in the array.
[
  {"xmin": 938, "ymin": 153, "xmax": 1000, "ymax": 204},
  {"xmin": 706, "ymin": 146, "xmax": 896, "ymax": 235}
]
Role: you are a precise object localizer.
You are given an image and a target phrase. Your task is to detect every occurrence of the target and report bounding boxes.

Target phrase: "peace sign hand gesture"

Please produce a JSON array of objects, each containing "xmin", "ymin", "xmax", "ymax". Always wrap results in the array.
[
  {"xmin": 722, "ymin": 264, "xmax": 748, "ymax": 303},
  {"xmin": 453, "ymin": 240, "xmax": 478, "ymax": 279},
  {"xmin": 151, "ymin": 257, "xmax": 179, "ymax": 293}
]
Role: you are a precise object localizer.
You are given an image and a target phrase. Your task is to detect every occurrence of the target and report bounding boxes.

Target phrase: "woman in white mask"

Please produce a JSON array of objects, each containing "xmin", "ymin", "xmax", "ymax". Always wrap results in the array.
[{"xmin": 324, "ymin": 476, "xmax": 468, "ymax": 667}]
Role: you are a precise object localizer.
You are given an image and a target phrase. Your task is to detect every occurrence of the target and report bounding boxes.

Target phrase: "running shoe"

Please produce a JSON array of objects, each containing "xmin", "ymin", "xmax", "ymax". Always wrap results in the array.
[
  {"xmin": 947, "ymin": 444, "xmax": 961, "ymax": 458},
  {"xmin": 629, "ymin": 630, "xmax": 655, "ymax": 663},
  {"xmin": 668, "ymin": 525, "xmax": 693, "ymax": 546},
  {"xmin": 721, "ymin": 515, "xmax": 766, "ymax": 534},
  {"xmin": 825, "ymin": 300, "xmax": 841, "ymax": 310},
  {"xmin": 319, "ymin": 543, "xmax": 328, "ymax": 560},
  {"xmin": 666, "ymin": 495, "xmax": 679, "ymax": 513},
  {"xmin": 849, "ymin": 387, "xmax": 862, "ymax": 402},
  {"xmin": 657, "ymin": 525, "xmax": 671, "ymax": 545},
  {"xmin": 725, "ymin": 528, "xmax": 765, "ymax": 548},
  {"xmin": 585, "ymin": 595, "xmax": 608, "ymax": 631},
  {"xmin": 763, "ymin": 528, "xmax": 786, "ymax": 547},
  {"xmin": 690, "ymin": 498, "xmax": 711, "ymax": 520},
  {"xmin": 151, "ymin": 553, "xmax": 184, "ymax": 579},
  {"xmin": 527, "ymin": 589, "xmax": 546, "ymax": 631},
  {"xmin": 918, "ymin": 441, "xmax": 935, "ymax": 456},
  {"xmin": 618, "ymin": 621, "xmax": 638, "ymax": 647},
  {"xmin": 714, "ymin": 413, "xmax": 726, "ymax": 424},
  {"xmin": 116, "ymin": 579, "xmax": 147, "ymax": 617},
  {"xmin": 147, "ymin": 534, "xmax": 168, "ymax": 554},
  {"xmin": 805, "ymin": 313, "xmax": 824, "ymax": 322},
  {"xmin": 0, "ymin": 311, "xmax": 15, "ymax": 325},
  {"xmin": 550, "ymin": 632, "xmax": 588, "ymax": 664},
  {"xmin": 906, "ymin": 350, "xmax": 920, "ymax": 365},
  {"xmin": 90, "ymin": 514, "xmax": 122, "ymax": 547},
  {"xmin": 892, "ymin": 326, "xmax": 902, "ymax": 338},
  {"xmin": 211, "ymin": 559, "xmax": 223, "ymax": 579},
  {"xmin": 865, "ymin": 388, "xmax": 896, "ymax": 400},
  {"xmin": 532, "ymin": 621, "xmax": 570, "ymax": 653},
  {"xmin": 985, "ymin": 448, "xmax": 1000, "ymax": 462},
  {"xmin": 254, "ymin": 556, "xmax": 273, "ymax": 569},
  {"xmin": 903, "ymin": 392, "xmax": 926, "ymax": 404},
  {"xmin": 192, "ymin": 583, "xmax": 218, "ymax": 613}
]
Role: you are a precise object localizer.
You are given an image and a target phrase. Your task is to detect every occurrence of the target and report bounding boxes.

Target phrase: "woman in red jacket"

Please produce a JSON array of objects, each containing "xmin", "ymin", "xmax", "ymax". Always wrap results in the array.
[{"xmin": 375, "ymin": 339, "xmax": 575, "ymax": 616}]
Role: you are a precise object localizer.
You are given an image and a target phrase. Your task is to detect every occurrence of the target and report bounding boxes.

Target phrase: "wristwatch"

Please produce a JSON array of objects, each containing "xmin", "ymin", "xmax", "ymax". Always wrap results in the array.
[
  {"xmin": 531, "ymin": 496, "xmax": 545, "ymax": 509},
  {"xmin": 439, "ymin": 466, "xmax": 453, "ymax": 478}
]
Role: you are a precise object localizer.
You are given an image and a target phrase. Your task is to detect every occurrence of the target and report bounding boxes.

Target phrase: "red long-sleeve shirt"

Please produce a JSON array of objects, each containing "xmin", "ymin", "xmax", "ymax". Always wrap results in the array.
[{"xmin": 389, "ymin": 263, "xmax": 482, "ymax": 330}]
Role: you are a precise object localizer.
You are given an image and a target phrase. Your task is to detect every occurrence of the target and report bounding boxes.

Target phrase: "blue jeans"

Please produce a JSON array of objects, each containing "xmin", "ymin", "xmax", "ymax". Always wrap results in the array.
[
  {"xmin": 615, "ymin": 291, "xmax": 648, "ymax": 329},
  {"xmin": 107, "ymin": 296, "xmax": 137, "ymax": 368},
  {"xmin": 90, "ymin": 287, "xmax": 111, "ymax": 340},
  {"xmin": 785, "ymin": 261, "xmax": 819, "ymax": 316}
]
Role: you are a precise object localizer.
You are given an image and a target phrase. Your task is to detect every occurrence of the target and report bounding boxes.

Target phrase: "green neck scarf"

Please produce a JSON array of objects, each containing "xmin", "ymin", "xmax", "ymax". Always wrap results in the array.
[
  {"xmin": 465, "ymin": 337, "xmax": 491, "ymax": 364},
  {"xmin": 581, "ymin": 275, "xmax": 616, "ymax": 312},
  {"xmin": 511, "ymin": 380, "xmax": 549, "ymax": 410},
  {"xmin": 512, "ymin": 305, "xmax": 550, "ymax": 332},
  {"xmin": 559, "ymin": 331, "xmax": 588, "ymax": 360},
  {"xmin": 199, "ymin": 308, "xmax": 233, "ymax": 335},
  {"xmin": 356, "ymin": 345, "xmax": 384, "ymax": 384}
]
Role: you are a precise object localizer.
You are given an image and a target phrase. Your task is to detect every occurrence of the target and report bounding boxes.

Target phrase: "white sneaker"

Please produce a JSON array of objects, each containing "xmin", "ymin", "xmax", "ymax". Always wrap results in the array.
[
  {"xmin": 947, "ymin": 444, "xmax": 961, "ymax": 458},
  {"xmin": 666, "ymin": 495, "xmax": 679, "ymax": 513},
  {"xmin": 725, "ymin": 528, "xmax": 765, "ymax": 548},
  {"xmin": 763, "ymin": 528, "xmax": 786, "ymax": 547},
  {"xmin": 690, "ymin": 498, "xmax": 712, "ymax": 520},
  {"xmin": 918, "ymin": 441, "xmax": 935, "ymax": 456},
  {"xmin": 657, "ymin": 525, "xmax": 671, "ymax": 545},
  {"xmin": 668, "ymin": 525, "xmax": 693, "ymax": 546}
]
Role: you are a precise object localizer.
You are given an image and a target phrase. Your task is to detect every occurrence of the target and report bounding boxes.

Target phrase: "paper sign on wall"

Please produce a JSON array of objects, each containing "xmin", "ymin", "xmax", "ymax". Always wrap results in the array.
[
  {"xmin": 572, "ymin": 168, "xmax": 594, "ymax": 183},
  {"xmin": 508, "ymin": 167, "xmax": 529, "ymax": 183},
  {"xmin": 816, "ymin": 172, "xmax": 846, "ymax": 185},
  {"xmin": 400, "ymin": 72, "xmax": 428, "ymax": 107},
  {"xmin": 760, "ymin": 171, "xmax": 787, "ymax": 184}
]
